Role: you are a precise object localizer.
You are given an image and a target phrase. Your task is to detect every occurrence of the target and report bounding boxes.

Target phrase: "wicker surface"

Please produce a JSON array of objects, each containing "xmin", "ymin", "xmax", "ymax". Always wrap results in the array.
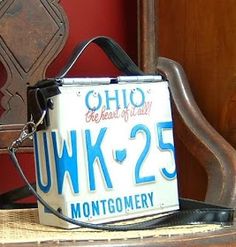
[{"xmin": 0, "ymin": 208, "xmax": 223, "ymax": 244}]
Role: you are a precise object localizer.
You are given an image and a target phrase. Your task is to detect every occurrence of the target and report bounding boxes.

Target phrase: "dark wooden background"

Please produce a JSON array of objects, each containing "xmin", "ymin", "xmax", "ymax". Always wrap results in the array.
[{"xmin": 158, "ymin": 0, "xmax": 236, "ymax": 200}]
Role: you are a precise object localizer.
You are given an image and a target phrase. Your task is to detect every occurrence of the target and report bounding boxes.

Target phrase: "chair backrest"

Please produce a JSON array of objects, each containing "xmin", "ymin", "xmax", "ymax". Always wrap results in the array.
[
  {"xmin": 0, "ymin": 0, "xmax": 69, "ymax": 153},
  {"xmin": 157, "ymin": 57, "xmax": 236, "ymax": 207}
]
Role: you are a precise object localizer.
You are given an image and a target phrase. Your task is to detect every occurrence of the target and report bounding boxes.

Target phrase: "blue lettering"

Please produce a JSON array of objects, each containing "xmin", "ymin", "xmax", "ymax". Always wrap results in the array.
[
  {"xmin": 135, "ymin": 194, "xmax": 142, "ymax": 209},
  {"xmin": 70, "ymin": 192, "xmax": 155, "ymax": 219},
  {"xmin": 71, "ymin": 203, "xmax": 81, "ymax": 219},
  {"xmin": 34, "ymin": 133, "xmax": 51, "ymax": 193},
  {"xmin": 51, "ymin": 130, "xmax": 79, "ymax": 194},
  {"xmin": 157, "ymin": 122, "xmax": 177, "ymax": 180},
  {"xmin": 100, "ymin": 199, "xmax": 107, "ymax": 215},
  {"xmin": 141, "ymin": 193, "xmax": 148, "ymax": 208},
  {"xmin": 83, "ymin": 202, "xmax": 90, "ymax": 218},
  {"xmin": 124, "ymin": 196, "xmax": 134, "ymax": 210},
  {"xmin": 105, "ymin": 89, "xmax": 119, "ymax": 110},
  {"xmin": 85, "ymin": 128, "xmax": 113, "ymax": 191},
  {"xmin": 91, "ymin": 201, "xmax": 100, "ymax": 216},
  {"xmin": 108, "ymin": 199, "xmax": 116, "ymax": 213},
  {"xmin": 85, "ymin": 90, "xmax": 102, "ymax": 111},
  {"xmin": 115, "ymin": 198, "xmax": 123, "ymax": 212},
  {"xmin": 122, "ymin": 89, "xmax": 128, "ymax": 108},
  {"xmin": 85, "ymin": 88, "xmax": 146, "ymax": 111},
  {"xmin": 130, "ymin": 88, "xmax": 145, "ymax": 107},
  {"xmin": 148, "ymin": 192, "xmax": 154, "ymax": 207},
  {"xmin": 130, "ymin": 124, "xmax": 156, "ymax": 184}
]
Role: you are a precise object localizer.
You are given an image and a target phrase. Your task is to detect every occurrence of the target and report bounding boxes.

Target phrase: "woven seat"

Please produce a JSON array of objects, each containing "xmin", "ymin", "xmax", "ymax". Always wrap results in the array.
[{"xmin": 0, "ymin": 208, "xmax": 225, "ymax": 245}]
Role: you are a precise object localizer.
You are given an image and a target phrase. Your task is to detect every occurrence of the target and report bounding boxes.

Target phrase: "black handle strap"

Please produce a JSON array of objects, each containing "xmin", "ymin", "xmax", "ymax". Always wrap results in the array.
[
  {"xmin": 57, "ymin": 36, "xmax": 144, "ymax": 78},
  {"xmin": 27, "ymin": 36, "xmax": 144, "ymax": 131}
]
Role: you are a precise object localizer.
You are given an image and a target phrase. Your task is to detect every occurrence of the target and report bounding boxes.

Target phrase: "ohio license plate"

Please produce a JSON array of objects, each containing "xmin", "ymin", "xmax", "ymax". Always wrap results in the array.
[{"xmin": 34, "ymin": 77, "xmax": 179, "ymax": 228}]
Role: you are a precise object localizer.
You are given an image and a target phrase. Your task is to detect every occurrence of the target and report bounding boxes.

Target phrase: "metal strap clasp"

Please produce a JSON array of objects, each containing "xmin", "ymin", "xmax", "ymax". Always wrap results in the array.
[{"xmin": 9, "ymin": 110, "xmax": 46, "ymax": 151}]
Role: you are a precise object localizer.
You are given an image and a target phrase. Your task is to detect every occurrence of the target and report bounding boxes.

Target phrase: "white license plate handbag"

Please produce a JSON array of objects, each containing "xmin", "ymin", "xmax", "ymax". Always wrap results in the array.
[{"xmin": 8, "ymin": 36, "xmax": 234, "ymax": 230}]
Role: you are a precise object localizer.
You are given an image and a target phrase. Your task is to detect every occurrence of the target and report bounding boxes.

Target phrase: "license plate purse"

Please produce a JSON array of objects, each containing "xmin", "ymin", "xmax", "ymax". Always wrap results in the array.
[{"xmin": 8, "ymin": 36, "xmax": 234, "ymax": 230}]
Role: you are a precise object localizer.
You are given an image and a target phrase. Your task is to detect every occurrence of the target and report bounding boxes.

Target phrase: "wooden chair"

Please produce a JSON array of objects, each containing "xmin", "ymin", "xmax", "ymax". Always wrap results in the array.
[
  {"xmin": 138, "ymin": 0, "xmax": 236, "ymax": 208},
  {"xmin": 0, "ymin": 0, "xmax": 235, "ymax": 246},
  {"xmin": 157, "ymin": 57, "xmax": 236, "ymax": 207},
  {"xmin": 0, "ymin": 0, "xmax": 68, "ymax": 153},
  {"xmin": 136, "ymin": 1, "xmax": 236, "ymax": 245}
]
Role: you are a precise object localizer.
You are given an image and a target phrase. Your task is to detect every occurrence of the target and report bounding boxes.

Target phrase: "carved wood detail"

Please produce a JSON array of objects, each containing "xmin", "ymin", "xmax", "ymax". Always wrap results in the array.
[{"xmin": 0, "ymin": 0, "xmax": 68, "ymax": 125}]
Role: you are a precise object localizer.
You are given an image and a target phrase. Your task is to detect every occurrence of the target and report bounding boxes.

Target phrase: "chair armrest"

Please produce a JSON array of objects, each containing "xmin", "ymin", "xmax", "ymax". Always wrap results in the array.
[{"xmin": 157, "ymin": 57, "xmax": 236, "ymax": 207}]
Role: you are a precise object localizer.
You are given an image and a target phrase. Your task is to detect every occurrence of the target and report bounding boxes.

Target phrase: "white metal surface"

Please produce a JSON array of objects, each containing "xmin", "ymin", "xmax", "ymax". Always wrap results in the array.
[{"xmin": 33, "ymin": 77, "xmax": 179, "ymax": 228}]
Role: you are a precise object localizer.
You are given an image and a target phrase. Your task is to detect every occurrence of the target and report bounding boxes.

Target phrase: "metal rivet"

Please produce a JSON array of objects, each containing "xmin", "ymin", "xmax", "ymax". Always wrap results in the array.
[{"xmin": 57, "ymin": 207, "xmax": 62, "ymax": 214}]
